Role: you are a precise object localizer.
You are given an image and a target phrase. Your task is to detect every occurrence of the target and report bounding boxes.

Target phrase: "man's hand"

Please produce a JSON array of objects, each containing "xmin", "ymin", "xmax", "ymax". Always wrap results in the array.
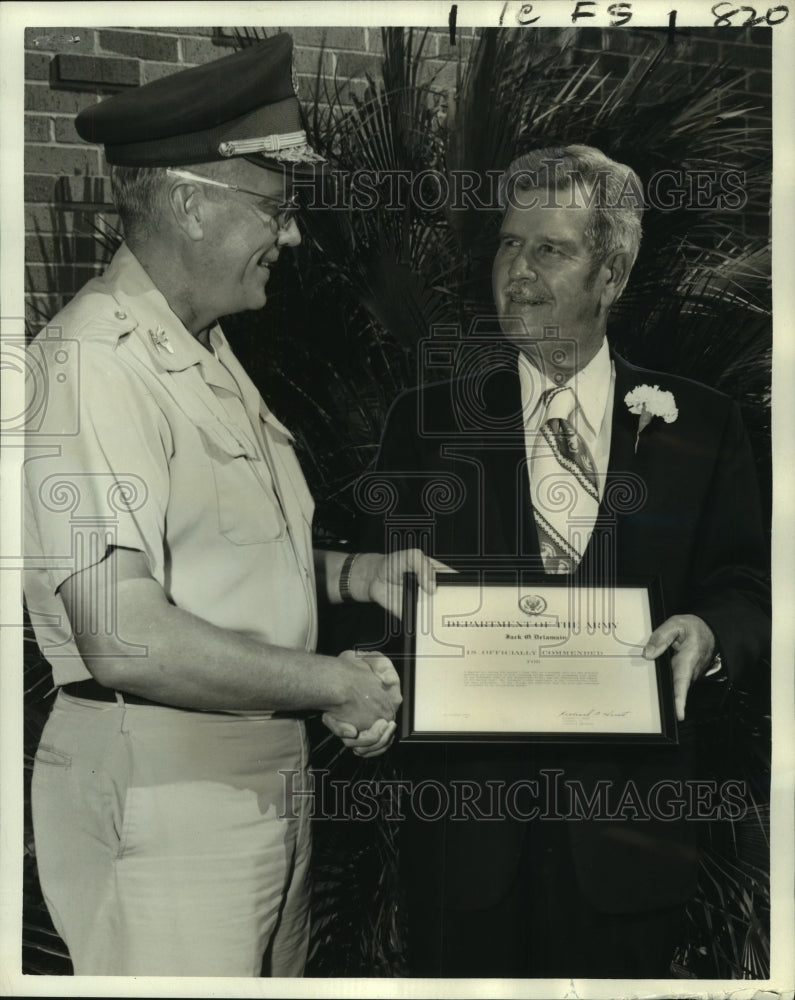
[
  {"xmin": 322, "ymin": 650, "xmax": 402, "ymax": 753},
  {"xmin": 347, "ymin": 549, "xmax": 450, "ymax": 619},
  {"xmin": 643, "ymin": 614, "xmax": 716, "ymax": 722},
  {"xmin": 322, "ymin": 715, "xmax": 397, "ymax": 758}
]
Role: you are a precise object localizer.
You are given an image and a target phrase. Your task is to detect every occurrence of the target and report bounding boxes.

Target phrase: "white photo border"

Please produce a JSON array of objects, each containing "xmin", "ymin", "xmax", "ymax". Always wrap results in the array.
[{"xmin": 1, "ymin": 2, "xmax": 792, "ymax": 998}]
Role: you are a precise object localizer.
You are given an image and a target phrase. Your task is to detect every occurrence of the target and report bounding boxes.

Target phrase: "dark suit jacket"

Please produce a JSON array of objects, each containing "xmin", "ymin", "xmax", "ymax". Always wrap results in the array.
[{"xmin": 355, "ymin": 349, "xmax": 770, "ymax": 916}]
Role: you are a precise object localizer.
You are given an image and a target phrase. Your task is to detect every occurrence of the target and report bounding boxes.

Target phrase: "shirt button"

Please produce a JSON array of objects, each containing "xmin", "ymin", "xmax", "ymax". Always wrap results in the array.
[{"xmin": 115, "ymin": 310, "xmax": 127, "ymax": 320}]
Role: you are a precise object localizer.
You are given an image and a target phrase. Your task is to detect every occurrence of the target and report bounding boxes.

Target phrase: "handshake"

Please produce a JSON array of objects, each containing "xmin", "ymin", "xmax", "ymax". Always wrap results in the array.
[
  {"xmin": 322, "ymin": 649, "xmax": 402, "ymax": 758},
  {"xmin": 316, "ymin": 546, "xmax": 449, "ymax": 758}
]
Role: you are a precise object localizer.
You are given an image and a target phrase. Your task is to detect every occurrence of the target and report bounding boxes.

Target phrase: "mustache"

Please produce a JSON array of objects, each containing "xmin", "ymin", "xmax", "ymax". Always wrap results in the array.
[{"xmin": 505, "ymin": 280, "xmax": 548, "ymax": 303}]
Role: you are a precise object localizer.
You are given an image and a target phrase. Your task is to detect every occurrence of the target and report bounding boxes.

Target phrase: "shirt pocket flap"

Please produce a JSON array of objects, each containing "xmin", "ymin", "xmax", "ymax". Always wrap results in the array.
[
  {"xmin": 197, "ymin": 421, "xmax": 286, "ymax": 545},
  {"xmin": 196, "ymin": 419, "xmax": 259, "ymax": 462}
]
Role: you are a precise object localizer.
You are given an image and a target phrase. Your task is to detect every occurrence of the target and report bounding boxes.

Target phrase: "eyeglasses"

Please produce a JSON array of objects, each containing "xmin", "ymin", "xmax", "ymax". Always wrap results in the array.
[{"xmin": 166, "ymin": 167, "xmax": 299, "ymax": 231}]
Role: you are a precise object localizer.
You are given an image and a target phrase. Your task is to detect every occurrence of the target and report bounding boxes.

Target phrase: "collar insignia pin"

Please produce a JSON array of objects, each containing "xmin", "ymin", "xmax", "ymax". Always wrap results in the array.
[{"xmin": 149, "ymin": 326, "xmax": 175, "ymax": 354}]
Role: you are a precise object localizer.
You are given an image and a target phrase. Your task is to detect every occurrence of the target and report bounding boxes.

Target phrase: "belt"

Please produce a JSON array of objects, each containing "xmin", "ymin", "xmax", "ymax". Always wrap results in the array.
[{"xmin": 61, "ymin": 677, "xmax": 179, "ymax": 708}]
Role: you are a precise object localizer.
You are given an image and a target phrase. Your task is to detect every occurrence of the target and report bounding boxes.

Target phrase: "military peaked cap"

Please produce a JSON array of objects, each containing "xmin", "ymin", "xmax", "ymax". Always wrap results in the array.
[{"xmin": 75, "ymin": 33, "xmax": 324, "ymax": 171}]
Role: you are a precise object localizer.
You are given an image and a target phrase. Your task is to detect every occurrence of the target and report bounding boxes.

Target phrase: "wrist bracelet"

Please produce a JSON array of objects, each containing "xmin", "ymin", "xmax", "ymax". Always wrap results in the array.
[{"xmin": 339, "ymin": 553, "xmax": 358, "ymax": 603}]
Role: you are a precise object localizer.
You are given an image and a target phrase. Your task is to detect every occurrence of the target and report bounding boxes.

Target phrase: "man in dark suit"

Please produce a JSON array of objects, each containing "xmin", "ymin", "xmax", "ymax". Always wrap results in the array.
[{"xmin": 354, "ymin": 145, "xmax": 770, "ymax": 977}]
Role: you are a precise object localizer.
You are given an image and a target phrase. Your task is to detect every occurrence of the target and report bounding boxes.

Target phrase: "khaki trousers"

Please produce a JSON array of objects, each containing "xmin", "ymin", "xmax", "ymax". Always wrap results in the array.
[{"xmin": 32, "ymin": 691, "xmax": 311, "ymax": 977}]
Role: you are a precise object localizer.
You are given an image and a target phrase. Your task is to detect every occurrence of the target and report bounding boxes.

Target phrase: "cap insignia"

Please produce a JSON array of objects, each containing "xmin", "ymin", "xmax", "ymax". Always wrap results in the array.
[
  {"xmin": 291, "ymin": 53, "xmax": 300, "ymax": 98},
  {"xmin": 218, "ymin": 130, "xmax": 310, "ymax": 157}
]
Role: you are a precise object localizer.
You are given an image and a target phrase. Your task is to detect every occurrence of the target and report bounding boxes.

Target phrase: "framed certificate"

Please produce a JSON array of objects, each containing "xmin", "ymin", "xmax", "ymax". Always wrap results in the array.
[{"xmin": 401, "ymin": 567, "xmax": 677, "ymax": 744}]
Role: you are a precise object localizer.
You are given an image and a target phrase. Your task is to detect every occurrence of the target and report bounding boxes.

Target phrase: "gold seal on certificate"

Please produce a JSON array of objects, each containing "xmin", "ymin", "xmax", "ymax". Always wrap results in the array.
[{"xmin": 401, "ymin": 567, "xmax": 677, "ymax": 744}]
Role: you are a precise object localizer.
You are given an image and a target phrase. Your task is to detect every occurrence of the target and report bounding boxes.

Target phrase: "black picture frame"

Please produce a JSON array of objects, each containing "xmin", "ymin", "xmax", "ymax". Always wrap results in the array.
[{"xmin": 401, "ymin": 565, "xmax": 677, "ymax": 744}]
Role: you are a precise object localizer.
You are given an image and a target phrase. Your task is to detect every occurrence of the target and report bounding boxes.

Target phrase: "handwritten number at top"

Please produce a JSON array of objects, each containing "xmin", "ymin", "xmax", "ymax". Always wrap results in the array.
[{"xmin": 712, "ymin": 2, "xmax": 789, "ymax": 25}]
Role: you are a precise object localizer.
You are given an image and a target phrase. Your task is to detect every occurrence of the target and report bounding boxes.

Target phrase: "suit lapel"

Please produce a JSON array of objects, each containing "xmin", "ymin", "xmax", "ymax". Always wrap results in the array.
[
  {"xmin": 471, "ymin": 360, "xmax": 539, "ymax": 558},
  {"xmin": 605, "ymin": 353, "xmax": 645, "ymax": 489},
  {"xmin": 578, "ymin": 353, "xmax": 648, "ymax": 579}
]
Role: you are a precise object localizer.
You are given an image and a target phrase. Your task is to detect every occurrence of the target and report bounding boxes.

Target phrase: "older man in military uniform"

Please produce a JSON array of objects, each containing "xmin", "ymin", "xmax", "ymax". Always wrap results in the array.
[{"xmin": 23, "ymin": 35, "xmax": 433, "ymax": 977}]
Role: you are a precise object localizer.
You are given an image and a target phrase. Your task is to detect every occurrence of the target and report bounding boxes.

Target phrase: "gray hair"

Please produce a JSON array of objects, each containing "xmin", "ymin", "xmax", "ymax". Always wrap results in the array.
[
  {"xmin": 499, "ymin": 144, "xmax": 644, "ymax": 269},
  {"xmin": 109, "ymin": 161, "xmax": 228, "ymax": 240}
]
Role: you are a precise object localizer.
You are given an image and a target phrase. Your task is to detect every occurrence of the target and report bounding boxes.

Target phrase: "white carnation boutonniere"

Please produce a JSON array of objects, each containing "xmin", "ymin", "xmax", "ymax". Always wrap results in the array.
[{"xmin": 624, "ymin": 384, "xmax": 678, "ymax": 453}]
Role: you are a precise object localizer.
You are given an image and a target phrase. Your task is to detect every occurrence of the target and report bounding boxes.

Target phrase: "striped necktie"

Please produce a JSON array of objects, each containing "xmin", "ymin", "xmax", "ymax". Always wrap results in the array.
[{"xmin": 530, "ymin": 385, "xmax": 600, "ymax": 574}]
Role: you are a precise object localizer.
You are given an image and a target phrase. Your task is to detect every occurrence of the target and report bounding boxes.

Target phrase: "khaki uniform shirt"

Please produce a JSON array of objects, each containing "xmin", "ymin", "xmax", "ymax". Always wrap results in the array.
[{"xmin": 24, "ymin": 244, "xmax": 317, "ymax": 688}]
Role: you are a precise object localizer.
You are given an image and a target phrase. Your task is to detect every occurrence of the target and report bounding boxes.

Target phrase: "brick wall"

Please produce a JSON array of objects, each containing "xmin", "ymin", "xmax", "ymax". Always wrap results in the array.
[{"xmin": 23, "ymin": 24, "xmax": 770, "ymax": 327}]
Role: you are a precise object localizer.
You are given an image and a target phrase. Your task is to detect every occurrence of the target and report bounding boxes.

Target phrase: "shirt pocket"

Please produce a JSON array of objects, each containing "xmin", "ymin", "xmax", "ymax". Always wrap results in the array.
[{"xmin": 196, "ymin": 419, "xmax": 286, "ymax": 546}]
